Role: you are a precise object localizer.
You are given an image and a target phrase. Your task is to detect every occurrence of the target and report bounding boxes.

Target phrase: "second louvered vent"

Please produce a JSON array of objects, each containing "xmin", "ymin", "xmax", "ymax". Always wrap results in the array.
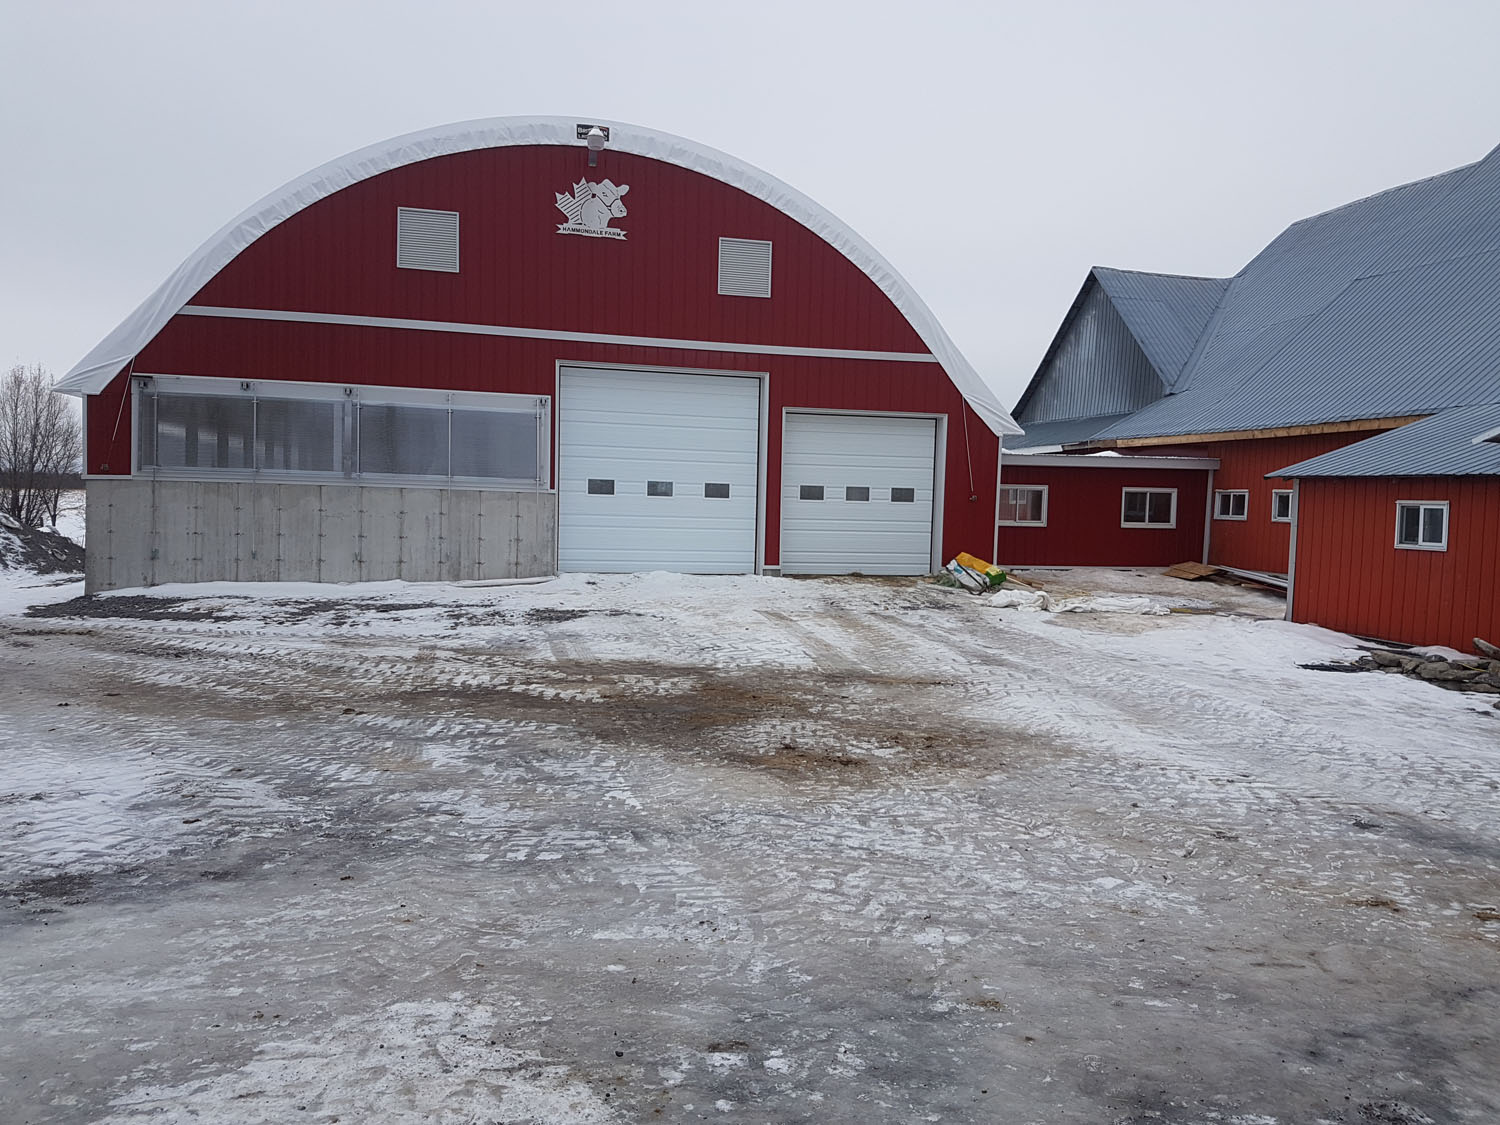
[
  {"xmin": 718, "ymin": 237, "xmax": 773, "ymax": 298},
  {"xmin": 396, "ymin": 207, "xmax": 460, "ymax": 273}
]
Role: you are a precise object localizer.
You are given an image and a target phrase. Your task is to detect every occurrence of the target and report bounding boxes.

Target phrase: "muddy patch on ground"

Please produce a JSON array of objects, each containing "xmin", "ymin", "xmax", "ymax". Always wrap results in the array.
[
  {"xmin": 4, "ymin": 871, "xmax": 95, "ymax": 905},
  {"xmin": 32, "ymin": 621, "xmax": 1066, "ymax": 778},
  {"xmin": 380, "ymin": 660, "xmax": 1047, "ymax": 778},
  {"xmin": 26, "ymin": 595, "xmax": 239, "ymax": 623}
]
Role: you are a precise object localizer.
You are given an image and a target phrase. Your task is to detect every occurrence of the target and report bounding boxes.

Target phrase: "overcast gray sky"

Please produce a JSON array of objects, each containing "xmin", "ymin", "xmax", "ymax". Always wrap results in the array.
[{"xmin": 4, "ymin": 0, "xmax": 1498, "ymax": 407}]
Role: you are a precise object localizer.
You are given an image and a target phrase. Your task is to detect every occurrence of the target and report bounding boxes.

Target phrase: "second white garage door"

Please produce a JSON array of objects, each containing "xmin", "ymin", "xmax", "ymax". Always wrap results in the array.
[
  {"xmin": 558, "ymin": 367, "xmax": 761, "ymax": 573},
  {"xmin": 780, "ymin": 412, "xmax": 937, "ymax": 575}
]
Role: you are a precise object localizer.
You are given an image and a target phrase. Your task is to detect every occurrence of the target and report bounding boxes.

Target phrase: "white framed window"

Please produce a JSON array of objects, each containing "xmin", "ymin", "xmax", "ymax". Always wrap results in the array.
[
  {"xmin": 1395, "ymin": 500, "xmax": 1448, "ymax": 551},
  {"xmin": 1121, "ymin": 488, "xmax": 1177, "ymax": 528},
  {"xmin": 998, "ymin": 484, "xmax": 1048, "ymax": 526},
  {"xmin": 1214, "ymin": 489, "xmax": 1249, "ymax": 520},
  {"xmin": 1271, "ymin": 489, "xmax": 1293, "ymax": 522}
]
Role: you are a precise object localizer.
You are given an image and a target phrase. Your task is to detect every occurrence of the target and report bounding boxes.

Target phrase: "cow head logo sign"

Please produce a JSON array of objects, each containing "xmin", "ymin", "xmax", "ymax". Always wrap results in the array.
[{"xmin": 555, "ymin": 179, "xmax": 630, "ymax": 240}]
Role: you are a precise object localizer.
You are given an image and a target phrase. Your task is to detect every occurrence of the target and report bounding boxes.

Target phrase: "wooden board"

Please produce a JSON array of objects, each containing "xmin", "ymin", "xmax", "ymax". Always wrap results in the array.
[{"xmin": 1164, "ymin": 561, "xmax": 1219, "ymax": 580}]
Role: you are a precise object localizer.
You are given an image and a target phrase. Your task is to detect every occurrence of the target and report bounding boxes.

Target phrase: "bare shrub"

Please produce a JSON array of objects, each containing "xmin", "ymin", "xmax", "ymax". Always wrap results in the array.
[{"xmin": 0, "ymin": 364, "xmax": 82, "ymax": 528}]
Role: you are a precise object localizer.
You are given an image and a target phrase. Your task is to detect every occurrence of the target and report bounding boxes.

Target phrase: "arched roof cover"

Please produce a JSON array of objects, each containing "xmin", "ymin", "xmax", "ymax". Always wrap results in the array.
[{"xmin": 58, "ymin": 115, "xmax": 1019, "ymax": 436}]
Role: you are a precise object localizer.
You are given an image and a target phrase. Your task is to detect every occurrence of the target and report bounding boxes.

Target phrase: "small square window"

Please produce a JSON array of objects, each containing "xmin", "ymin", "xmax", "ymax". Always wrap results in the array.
[
  {"xmin": 1271, "ymin": 490, "xmax": 1292, "ymax": 522},
  {"xmin": 845, "ymin": 486, "xmax": 870, "ymax": 502},
  {"xmin": 587, "ymin": 478, "xmax": 614, "ymax": 495},
  {"xmin": 1122, "ymin": 488, "xmax": 1176, "ymax": 527},
  {"xmin": 890, "ymin": 487, "xmax": 915, "ymax": 503},
  {"xmin": 998, "ymin": 485, "xmax": 1047, "ymax": 526},
  {"xmin": 799, "ymin": 485, "xmax": 824, "ymax": 500},
  {"xmin": 1395, "ymin": 501, "xmax": 1447, "ymax": 550},
  {"xmin": 704, "ymin": 482, "xmax": 730, "ymax": 499},
  {"xmin": 1214, "ymin": 490, "xmax": 1249, "ymax": 520},
  {"xmin": 646, "ymin": 480, "xmax": 673, "ymax": 497}
]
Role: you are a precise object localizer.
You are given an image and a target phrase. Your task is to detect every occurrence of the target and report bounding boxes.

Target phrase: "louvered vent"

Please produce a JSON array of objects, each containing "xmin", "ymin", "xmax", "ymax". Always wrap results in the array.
[
  {"xmin": 396, "ymin": 207, "xmax": 460, "ymax": 272},
  {"xmin": 718, "ymin": 237, "xmax": 773, "ymax": 298}
]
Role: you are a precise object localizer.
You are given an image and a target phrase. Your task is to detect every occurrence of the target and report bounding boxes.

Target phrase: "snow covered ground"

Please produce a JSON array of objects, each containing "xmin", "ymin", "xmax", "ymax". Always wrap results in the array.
[{"xmin": 1, "ymin": 568, "xmax": 1496, "ymax": 1124}]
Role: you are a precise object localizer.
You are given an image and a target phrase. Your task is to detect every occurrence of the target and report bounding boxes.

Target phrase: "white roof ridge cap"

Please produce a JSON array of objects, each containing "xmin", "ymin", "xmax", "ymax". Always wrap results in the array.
[{"xmin": 57, "ymin": 114, "xmax": 1019, "ymax": 436}]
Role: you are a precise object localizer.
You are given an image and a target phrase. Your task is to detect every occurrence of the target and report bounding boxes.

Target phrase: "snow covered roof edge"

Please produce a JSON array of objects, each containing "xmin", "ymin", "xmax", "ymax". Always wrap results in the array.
[{"xmin": 57, "ymin": 115, "xmax": 1020, "ymax": 437}]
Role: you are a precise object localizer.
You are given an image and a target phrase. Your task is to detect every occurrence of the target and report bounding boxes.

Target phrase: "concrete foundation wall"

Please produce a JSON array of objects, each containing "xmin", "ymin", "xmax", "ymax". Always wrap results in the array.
[{"xmin": 85, "ymin": 479, "xmax": 557, "ymax": 593}]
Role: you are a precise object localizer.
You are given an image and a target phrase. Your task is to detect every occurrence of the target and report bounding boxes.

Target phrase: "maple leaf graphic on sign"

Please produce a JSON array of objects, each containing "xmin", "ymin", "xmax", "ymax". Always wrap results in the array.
[{"xmin": 555, "ymin": 179, "xmax": 630, "ymax": 240}]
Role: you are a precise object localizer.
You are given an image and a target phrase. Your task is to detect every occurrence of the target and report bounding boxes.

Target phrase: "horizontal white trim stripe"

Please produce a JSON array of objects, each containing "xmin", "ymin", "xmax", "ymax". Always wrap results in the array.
[
  {"xmin": 1003, "ymin": 452, "xmax": 1219, "ymax": 470},
  {"xmin": 178, "ymin": 305, "xmax": 940, "ymax": 364}
]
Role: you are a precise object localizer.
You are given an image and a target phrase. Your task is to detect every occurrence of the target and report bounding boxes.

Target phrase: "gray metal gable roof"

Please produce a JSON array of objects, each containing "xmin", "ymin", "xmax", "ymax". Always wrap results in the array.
[
  {"xmin": 1090, "ymin": 268, "xmax": 1228, "ymax": 388},
  {"xmin": 1274, "ymin": 401, "xmax": 1500, "ymax": 477},
  {"xmin": 1012, "ymin": 268, "xmax": 1228, "ymax": 422},
  {"xmin": 1093, "ymin": 146, "xmax": 1500, "ymax": 441}
]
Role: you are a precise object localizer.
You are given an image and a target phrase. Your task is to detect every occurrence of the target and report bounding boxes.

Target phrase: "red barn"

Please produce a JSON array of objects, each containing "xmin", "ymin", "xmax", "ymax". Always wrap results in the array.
[
  {"xmin": 56, "ymin": 116, "xmax": 1019, "ymax": 591},
  {"xmin": 1276, "ymin": 404, "xmax": 1500, "ymax": 652},
  {"xmin": 1007, "ymin": 143, "xmax": 1500, "ymax": 649}
]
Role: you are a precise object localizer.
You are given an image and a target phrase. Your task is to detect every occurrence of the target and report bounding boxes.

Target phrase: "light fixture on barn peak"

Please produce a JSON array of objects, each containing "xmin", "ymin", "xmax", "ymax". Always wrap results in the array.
[{"xmin": 579, "ymin": 123, "xmax": 609, "ymax": 167}]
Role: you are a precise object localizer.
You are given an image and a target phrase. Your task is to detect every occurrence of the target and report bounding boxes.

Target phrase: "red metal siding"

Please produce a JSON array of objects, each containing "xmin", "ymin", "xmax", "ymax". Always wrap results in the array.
[
  {"xmin": 188, "ymin": 146, "xmax": 927, "ymax": 354},
  {"xmin": 996, "ymin": 464, "xmax": 1209, "ymax": 567},
  {"xmin": 1292, "ymin": 476, "xmax": 1500, "ymax": 651},
  {"xmin": 85, "ymin": 373, "xmax": 133, "ymax": 476},
  {"xmin": 1143, "ymin": 433, "xmax": 1373, "ymax": 573},
  {"xmin": 84, "ymin": 142, "xmax": 997, "ymax": 567}
]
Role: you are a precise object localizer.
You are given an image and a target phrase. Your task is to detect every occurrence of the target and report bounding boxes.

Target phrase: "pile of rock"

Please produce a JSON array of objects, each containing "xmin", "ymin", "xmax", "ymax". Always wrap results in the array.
[
  {"xmin": 1352, "ymin": 644, "xmax": 1500, "ymax": 703},
  {"xmin": 0, "ymin": 511, "xmax": 84, "ymax": 575}
]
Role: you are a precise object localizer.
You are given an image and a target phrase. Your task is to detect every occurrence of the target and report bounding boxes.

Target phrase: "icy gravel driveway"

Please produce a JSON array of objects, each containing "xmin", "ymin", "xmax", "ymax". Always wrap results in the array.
[{"xmin": 2, "ymin": 571, "xmax": 1497, "ymax": 1124}]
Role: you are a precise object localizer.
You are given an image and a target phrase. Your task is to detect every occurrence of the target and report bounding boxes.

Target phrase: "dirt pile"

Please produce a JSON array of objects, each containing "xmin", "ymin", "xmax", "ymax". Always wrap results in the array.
[{"xmin": 0, "ymin": 512, "xmax": 84, "ymax": 575}]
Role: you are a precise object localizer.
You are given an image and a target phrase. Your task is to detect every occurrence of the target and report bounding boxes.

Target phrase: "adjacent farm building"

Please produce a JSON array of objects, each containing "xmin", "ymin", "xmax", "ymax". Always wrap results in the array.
[
  {"xmin": 1007, "ymin": 145, "xmax": 1500, "ymax": 651},
  {"xmin": 57, "ymin": 117, "xmax": 1019, "ymax": 591}
]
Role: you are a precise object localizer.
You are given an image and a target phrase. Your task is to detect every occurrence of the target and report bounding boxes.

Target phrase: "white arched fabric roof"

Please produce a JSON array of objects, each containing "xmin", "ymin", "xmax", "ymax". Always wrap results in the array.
[{"xmin": 57, "ymin": 115, "xmax": 1019, "ymax": 436}]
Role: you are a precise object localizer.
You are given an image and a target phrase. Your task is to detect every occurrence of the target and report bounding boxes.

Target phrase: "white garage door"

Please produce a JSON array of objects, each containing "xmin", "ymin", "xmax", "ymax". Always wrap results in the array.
[
  {"xmin": 781, "ymin": 412, "xmax": 937, "ymax": 575},
  {"xmin": 558, "ymin": 367, "xmax": 760, "ymax": 573}
]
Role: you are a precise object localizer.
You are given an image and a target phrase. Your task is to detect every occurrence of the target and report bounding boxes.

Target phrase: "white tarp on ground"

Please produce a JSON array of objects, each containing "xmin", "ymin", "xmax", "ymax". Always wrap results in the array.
[{"xmin": 55, "ymin": 117, "xmax": 1020, "ymax": 438}]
